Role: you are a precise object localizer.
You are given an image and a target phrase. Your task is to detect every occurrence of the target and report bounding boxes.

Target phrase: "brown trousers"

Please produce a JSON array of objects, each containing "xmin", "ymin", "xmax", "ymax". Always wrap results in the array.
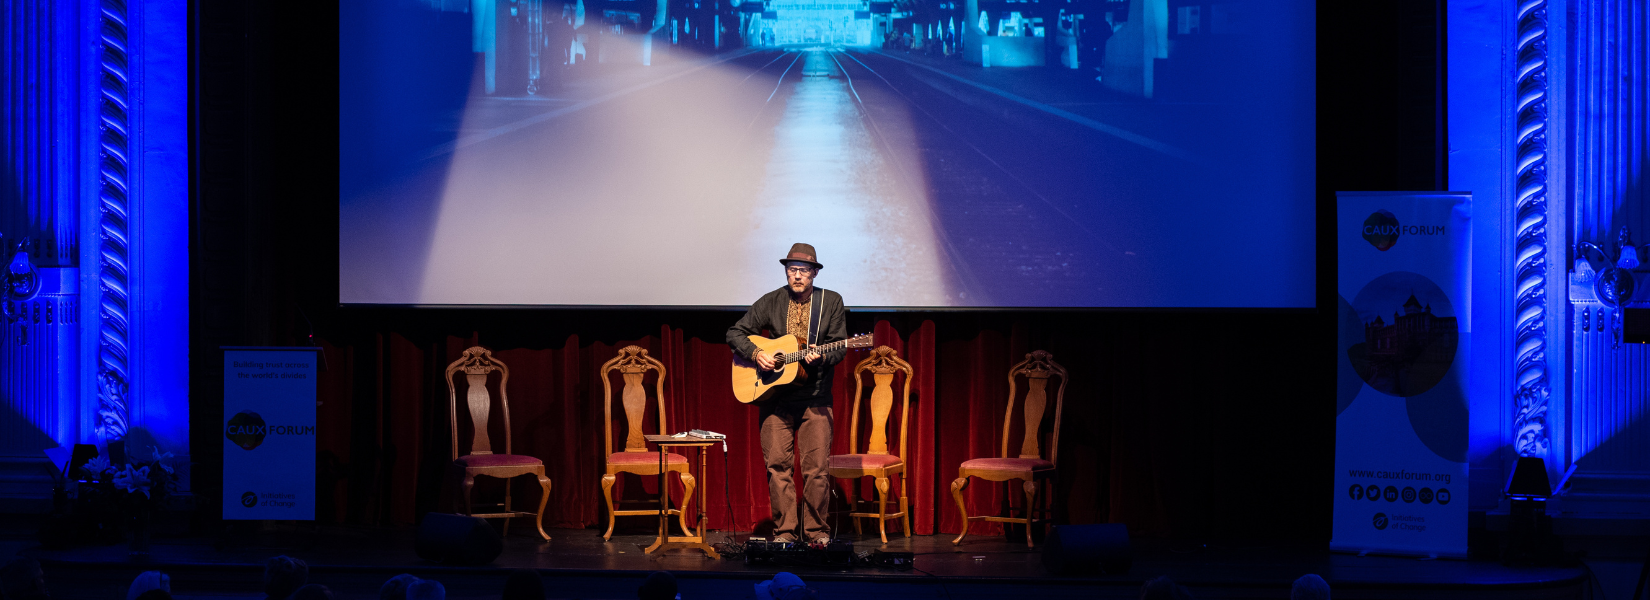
[{"xmin": 759, "ymin": 402, "xmax": 833, "ymax": 539}]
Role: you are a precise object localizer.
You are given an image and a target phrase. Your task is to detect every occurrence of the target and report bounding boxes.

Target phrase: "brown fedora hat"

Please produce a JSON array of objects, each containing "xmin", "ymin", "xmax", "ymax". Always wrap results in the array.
[{"xmin": 779, "ymin": 243, "xmax": 824, "ymax": 269}]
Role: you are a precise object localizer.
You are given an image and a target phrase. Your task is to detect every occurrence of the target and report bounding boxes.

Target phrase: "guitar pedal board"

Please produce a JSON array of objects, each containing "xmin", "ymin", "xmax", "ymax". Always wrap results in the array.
[
  {"xmin": 742, "ymin": 538, "xmax": 855, "ymax": 567},
  {"xmin": 738, "ymin": 538, "xmax": 913, "ymax": 571}
]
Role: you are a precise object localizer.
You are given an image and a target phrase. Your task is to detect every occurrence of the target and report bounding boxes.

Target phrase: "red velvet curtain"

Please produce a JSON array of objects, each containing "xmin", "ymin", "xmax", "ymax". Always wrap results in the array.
[{"xmin": 314, "ymin": 318, "xmax": 1103, "ymax": 536}]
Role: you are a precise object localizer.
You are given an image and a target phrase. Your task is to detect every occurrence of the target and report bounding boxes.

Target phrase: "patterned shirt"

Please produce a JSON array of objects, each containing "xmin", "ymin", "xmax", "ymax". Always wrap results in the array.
[{"xmin": 786, "ymin": 293, "xmax": 811, "ymax": 345}]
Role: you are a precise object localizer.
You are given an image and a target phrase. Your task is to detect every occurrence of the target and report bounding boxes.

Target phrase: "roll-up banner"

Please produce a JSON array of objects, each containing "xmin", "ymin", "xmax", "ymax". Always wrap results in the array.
[
  {"xmin": 1331, "ymin": 192, "xmax": 1470, "ymax": 558},
  {"xmin": 222, "ymin": 347, "xmax": 319, "ymax": 520}
]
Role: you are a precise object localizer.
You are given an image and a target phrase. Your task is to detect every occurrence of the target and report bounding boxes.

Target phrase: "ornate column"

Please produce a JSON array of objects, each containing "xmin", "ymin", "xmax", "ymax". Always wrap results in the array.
[
  {"xmin": 94, "ymin": 0, "xmax": 132, "ymax": 443},
  {"xmin": 4, "ymin": 0, "xmax": 186, "ymax": 498},
  {"xmin": 1511, "ymin": 0, "xmax": 1551, "ymax": 459}
]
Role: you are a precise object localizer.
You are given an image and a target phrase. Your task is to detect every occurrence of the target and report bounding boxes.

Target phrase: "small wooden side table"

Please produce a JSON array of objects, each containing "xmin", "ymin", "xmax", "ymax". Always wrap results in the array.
[{"xmin": 642, "ymin": 434, "xmax": 721, "ymax": 558}]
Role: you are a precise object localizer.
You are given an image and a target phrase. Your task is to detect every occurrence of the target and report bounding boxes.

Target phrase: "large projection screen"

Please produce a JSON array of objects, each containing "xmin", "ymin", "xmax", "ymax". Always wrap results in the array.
[{"xmin": 340, "ymin": 0, "xmax": 1314, "ymax": 308}]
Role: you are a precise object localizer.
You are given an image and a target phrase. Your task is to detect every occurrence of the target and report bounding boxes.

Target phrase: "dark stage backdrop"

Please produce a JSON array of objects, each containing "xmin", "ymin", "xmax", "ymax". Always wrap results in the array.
[{"xmin": 302, "ymin": 310, "xmax": 1326, "ymax": 540}]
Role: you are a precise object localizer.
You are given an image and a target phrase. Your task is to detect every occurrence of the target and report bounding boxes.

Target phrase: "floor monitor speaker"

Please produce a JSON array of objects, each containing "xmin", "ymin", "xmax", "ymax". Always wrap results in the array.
[
  {"xmin": 1042, "ymin": 523, "xmax": 1131, "ymax": 574},
  {"xmin": 415, "ymin": 513, "xmax": 503, "ymax": 565}
]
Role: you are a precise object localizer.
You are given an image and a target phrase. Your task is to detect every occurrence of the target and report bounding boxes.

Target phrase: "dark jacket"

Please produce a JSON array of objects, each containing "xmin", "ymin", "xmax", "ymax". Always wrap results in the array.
[{"xmin": 726, "ymin": 286, "xmax": 848, "ymax": 404}]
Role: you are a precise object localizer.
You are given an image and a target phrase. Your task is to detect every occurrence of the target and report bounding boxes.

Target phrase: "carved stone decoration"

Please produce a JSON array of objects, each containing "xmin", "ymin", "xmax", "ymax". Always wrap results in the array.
[
  {"xmin": 95, "ymin": 0, "xmax": 134, "ymax": 443},
  {"xmin": 1510, "ymin": 0, "xmax": 1551, "ymax": 459}
]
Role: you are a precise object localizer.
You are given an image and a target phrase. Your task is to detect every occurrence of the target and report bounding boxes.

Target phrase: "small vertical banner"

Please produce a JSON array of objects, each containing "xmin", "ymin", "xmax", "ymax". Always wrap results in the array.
[
  {"xmin": 1332, "ymin": 192, "xmax": 1470, "ymax": 558},
  {"xmin": 222, "ymin": 347, "xmax": 319, "ymax": 520}
]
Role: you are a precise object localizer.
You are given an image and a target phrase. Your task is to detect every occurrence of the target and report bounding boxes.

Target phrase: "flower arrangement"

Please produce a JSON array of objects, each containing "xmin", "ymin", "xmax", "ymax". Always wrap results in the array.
[
  {"xmin": 78, "ymin": 445, "xmax": 180, "ymax": 504},
  {"xmin": 72, "ymin": 444, "xmax": 182, "ymax": 553}
]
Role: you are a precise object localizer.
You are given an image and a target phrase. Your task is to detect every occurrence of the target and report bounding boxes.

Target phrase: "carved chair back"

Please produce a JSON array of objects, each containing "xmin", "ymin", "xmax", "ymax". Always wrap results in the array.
[
  {"xmin": 600, "ymin": 346, "xmax": 669, "ymax": 455},
  {"xmin": 849, "ymin": 346, "xmax": 914, "ymax": 460},
  {"xmin": 1000, "ymin": 350, "xmax": 1068, "ymax": 466},
  {"xmin": 445, "ymin": 346, "xmax": 513, "ymax": 461}
]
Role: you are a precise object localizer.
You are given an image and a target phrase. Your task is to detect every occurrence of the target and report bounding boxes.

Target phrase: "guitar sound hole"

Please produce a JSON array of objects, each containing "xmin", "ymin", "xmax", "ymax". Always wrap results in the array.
[{"xmin": 758, "ymin": 368, "xmax": 783, "ymax": 385}]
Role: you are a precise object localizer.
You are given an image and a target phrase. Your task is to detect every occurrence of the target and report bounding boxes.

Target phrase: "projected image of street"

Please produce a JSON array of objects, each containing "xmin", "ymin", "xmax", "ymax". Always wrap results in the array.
[{"xmin": 340, "ymin": 0, "xmax": 1314, "ymax": 308}]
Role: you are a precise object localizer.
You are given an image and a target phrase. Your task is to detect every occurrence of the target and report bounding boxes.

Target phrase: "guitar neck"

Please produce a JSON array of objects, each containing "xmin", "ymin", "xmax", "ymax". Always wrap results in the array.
[{"xmin": 779, "ymin": 337, "xmax": 855, "ymax": 363}]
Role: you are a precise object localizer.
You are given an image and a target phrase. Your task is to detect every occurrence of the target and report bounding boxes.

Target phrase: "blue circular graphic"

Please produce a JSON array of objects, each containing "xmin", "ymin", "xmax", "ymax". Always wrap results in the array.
[
  {"xmin": 1383, "ymin": 486, "xmax": 1399, "ymax": 502},
  {"xmin": 1436, "ymin": 488, "xmax": 1451, "ymax": 505},
  {"xmin": 1336, "ymin": 294, "xmax": 1366, "ymax": 415},
  {"xmin": 1418, "ymin": 488, "xmax": 1434, "ymax": 504},
  {"xmin": 1366, "ymin": 485, "xmax": 1381, "ymax": 502},
  {"xmin": 241, "ymin": 491, "xmax": 258, "ymax": 508},
  {"xmin": 1373, "ymin": 513, "xmax": 1389, "ymax": 530},
  {"xmin": 1403, "ymin": 374, "xmax": 1468, "ymax": 462},
  {"xmin": 1349, "ymin": 484, "xmax": 1365, "ymax": 500},
  {"xmin": 1401, "ymin": 487, "xmax": 1416, "ymax": 503}
]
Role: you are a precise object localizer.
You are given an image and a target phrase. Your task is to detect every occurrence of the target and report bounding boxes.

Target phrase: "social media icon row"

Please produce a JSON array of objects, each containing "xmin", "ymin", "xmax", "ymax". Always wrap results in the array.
[{"xmin": 1348, "ymin": 484, "xmax": 1449, "ymax": 505}]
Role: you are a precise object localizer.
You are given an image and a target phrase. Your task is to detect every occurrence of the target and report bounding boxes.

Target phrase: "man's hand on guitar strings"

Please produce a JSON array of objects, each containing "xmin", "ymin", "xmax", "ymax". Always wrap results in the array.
[
  {"xmin": 804, "ymin": 345, "xmax": 822, "ymax": 364},
  {"xmin": 754, "ymin": 350, "xmax": 779, "ymax": 371}
]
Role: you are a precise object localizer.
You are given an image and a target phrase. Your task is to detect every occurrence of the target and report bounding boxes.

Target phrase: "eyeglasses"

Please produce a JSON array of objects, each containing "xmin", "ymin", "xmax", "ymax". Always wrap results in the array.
[{"xmin": 785, "ymin": 267, "xmax": 816, "ymax": 275}]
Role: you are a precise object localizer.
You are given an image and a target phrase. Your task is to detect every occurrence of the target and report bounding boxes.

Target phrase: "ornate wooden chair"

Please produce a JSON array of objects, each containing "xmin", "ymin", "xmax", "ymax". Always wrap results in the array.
[
  {"xmin": 600, "ymin": 345, "xmax": 696, "ymax": 542},
  {"xmin": 444, "ymin": 346, "xmax": 552, "ymax": 540},
  {"xmin": 950, "ymin": 350, "xmax": 1068, "ymax": 547},
  {"xmin": 827, "ymin": 346, "xmax": 914, "ymax": 544}
]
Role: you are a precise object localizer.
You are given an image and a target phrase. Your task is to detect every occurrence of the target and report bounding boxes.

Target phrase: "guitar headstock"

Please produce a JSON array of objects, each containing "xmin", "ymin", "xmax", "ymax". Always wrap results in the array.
[{"xmin": 844, "ymin": 333, "xmax": 874, "ymax": 349}]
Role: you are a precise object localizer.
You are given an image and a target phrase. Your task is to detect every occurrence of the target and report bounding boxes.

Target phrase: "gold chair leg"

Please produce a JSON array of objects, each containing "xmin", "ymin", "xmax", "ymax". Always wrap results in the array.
[
  {"xmin": 462, "ymin": 474, "xmax": 477, "ymax": 517},
  {"xmin": 875, "ymin": 476, "xmax": 891, "ymax": 545},
  {"xmin": 852, "ymin": 478, "xmax": 864, "ymax": 535},
  {"xmin": 601, "ymin": 474, "xmax": 618, "ymax": 541},
  {"xmin": 904, "ymin": 481, "xmax": 917, "ymax": 540},
  {"xmin": 950, "ymin": 476, "xmax": 970, "ymax": 545},
  {"xmin": 901, "ymin": 471, "xmax": 911, "ymax": 538},
  {"xmin": 1023, "ymin": 480, "xmax": 1038, "ymax": 548},
  {"xmin": 534, "ymin": 472, "xmax": 552, "ymax": 541},
  {"xmin": 503, "ymin": 485, "xmax": 513, "ymax": 537},
  {"xmin": 677, "ymin": 472, "xmax": 697, "ymax": 538}
]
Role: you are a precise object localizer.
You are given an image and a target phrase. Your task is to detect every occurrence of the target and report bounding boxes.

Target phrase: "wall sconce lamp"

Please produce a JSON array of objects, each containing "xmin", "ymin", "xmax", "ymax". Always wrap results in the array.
[
  {"xmin": 1578, "ymin": 226, "xmax": 1641, "ymax": 308},
  {"xmin": 1, "ymin": 232, "xmax": 42, "ymax": 307},
  {"xmin": 1576, "ymin": 227, "xmax": 1645, "ymax": 348}
]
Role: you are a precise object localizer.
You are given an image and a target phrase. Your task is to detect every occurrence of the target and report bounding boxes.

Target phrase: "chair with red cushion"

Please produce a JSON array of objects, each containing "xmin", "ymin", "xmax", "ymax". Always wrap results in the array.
[
  {"xmin": 600, "ymin": 345, "xmax": 695, "ymax": 542},
  {"xmin": 445, "ymin": 346, "xmax": 552, "ymax": 540},
  {"xmin": 950, "ymin": 350, "xmax": 1068, "ymax": 547},
  {"xmin": 827, "ymin": 346, "xmax": 914, "ymax": 544}
]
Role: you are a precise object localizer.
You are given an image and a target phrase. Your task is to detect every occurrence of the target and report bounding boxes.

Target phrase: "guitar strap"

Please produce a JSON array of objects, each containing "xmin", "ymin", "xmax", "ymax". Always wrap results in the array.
[{"xmin": 808, "ymin": 287, "xmax": 823, "ymax": 348}]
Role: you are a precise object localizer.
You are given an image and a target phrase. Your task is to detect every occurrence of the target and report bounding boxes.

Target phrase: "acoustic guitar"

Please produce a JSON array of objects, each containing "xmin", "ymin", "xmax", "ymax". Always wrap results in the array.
[{"xmin": 731, "ymin": 333, "xmax": 874, "ymax": 403}]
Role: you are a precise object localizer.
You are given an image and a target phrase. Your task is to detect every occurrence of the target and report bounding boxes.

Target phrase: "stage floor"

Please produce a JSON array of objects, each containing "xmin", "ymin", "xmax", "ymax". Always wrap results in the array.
[{"xmin": 1, "ymin": 521, "xmax": 1589, "ymax": 599}]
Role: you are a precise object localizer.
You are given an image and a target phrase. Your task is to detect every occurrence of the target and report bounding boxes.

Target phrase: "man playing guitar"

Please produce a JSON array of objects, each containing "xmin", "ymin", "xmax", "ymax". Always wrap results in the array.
[{"xmin": 725, "ymin": 243, "xmax": 847, "ymax": 544}]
